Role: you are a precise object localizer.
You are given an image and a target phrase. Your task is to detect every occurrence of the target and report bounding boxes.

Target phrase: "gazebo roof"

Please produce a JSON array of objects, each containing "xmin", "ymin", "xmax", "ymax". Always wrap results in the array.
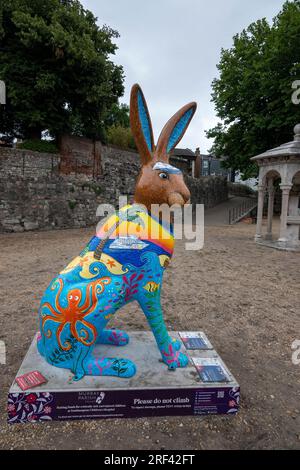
[{"xmin": 251, "ymin": 124, "xmax": 300, "ymax": 161}]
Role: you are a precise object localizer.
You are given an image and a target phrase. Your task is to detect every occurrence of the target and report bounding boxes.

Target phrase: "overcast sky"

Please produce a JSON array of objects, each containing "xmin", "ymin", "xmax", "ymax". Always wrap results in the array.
[{"xmin": 82, "ymin": 0, "xmax": 284, "ymax": 153}]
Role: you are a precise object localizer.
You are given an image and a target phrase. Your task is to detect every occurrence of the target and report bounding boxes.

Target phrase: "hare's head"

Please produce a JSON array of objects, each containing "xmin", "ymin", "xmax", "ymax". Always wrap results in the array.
[{"xmin": 130, "ymin": 84, "xmax": 197, "ymax": 211}]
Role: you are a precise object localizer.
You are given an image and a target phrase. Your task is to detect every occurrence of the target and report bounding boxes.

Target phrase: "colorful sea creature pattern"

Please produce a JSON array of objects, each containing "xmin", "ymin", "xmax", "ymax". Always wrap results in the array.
[
  {"xmin": 41, "ymin": 277, "xmax": 111, "ymax": 350},
  {"xmin": 38, "ymin": 205, "xmax": 188, "ymax": 380}
]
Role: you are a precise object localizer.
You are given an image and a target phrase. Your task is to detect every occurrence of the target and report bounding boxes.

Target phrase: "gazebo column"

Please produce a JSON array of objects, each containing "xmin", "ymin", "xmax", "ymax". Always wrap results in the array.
[
  {"xmin": 251, "ymin": 124, "xmax": 300, "ymax": 251},
  {"xmin": 265, "ymin": 180, "xmax": 275, "ymax": 240},
  {"xmin": 278, "ymin": 184, "xmax": 292, "ymax": 243},
  {"xmin": 286, "ymin": 194, "xmax": 300, "ymax": 244},
  {"xmin": 255, "ymin": 184, "xmax": 265, "ymax": 240}
]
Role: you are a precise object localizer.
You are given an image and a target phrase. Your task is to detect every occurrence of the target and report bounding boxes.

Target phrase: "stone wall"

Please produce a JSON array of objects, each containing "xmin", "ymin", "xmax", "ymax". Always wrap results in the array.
[
  {"xmin": 186, "ymin": 175, "xmax": 228, "ymax": 208},
  {"xmin": 0, "ymin": 146, "xmax": 228, "ymax": 233},
  {"xmin": 58, "ymin": 134, "xmax": 102, "ymax": 177}
]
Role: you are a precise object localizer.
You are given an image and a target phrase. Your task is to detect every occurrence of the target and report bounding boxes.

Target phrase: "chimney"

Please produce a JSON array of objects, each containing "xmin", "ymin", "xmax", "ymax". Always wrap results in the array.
[{"xmin": 193, "ymin": 147, "xmax": 202, "ymax": 178}]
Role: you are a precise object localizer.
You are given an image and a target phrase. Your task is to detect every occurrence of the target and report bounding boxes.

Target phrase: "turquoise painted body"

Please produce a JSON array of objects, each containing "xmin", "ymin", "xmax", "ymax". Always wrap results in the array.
[{"xmin": 37, "ymin": 206, "xmax": 188, "ymax": 380}]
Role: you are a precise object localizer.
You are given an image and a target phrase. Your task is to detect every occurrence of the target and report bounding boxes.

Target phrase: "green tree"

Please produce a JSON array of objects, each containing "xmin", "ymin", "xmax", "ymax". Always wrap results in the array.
[
  {"xmin": 105, "ymin": 102, "xmax": 130, "ymax": 128},
  {"xmin": 206, "ymin": 0, "xmax": 300, "ymax": 179},
  {"xmin": 106, "ymin": 124, "xmax": 136, "ymax": 150},
  {"xmin": 0, "ymin": 0, "xmax": 124, "ymax": 140},
  {"xmin": 105, "ymin": 101, "xmax": 136, "ymax": 150}
]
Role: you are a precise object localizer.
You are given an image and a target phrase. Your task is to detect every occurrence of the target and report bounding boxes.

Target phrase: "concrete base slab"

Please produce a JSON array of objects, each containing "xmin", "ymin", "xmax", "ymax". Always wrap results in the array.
[
  {"xmin": 8, "ymin": 331, "xmax": 240, "ymax": 424},
  {"xmin": 256, "ymin": 238, "xmax": 300, "ymax": 252}
]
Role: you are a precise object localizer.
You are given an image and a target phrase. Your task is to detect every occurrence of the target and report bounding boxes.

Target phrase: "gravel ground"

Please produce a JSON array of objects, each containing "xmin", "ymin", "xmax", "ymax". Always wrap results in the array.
[{"xmin": 0, "ymin": 219, "xmax": 299, "ymax": 450}]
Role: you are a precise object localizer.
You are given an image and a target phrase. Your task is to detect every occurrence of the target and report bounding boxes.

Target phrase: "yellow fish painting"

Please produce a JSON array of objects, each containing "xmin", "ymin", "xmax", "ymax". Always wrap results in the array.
[{"xmin": 143, "ymin": 281, "xmax": 160, "ymax": 292}]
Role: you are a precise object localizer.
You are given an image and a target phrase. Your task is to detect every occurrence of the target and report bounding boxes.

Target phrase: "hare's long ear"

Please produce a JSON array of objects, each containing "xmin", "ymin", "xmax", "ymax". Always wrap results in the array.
[
  {"xmin": 156, "ymin": 102, "xmax": 197, "ymax": 161},
  {"xmin": 130, "ymin": 84, "xmax": 154, "ymax": 164}
]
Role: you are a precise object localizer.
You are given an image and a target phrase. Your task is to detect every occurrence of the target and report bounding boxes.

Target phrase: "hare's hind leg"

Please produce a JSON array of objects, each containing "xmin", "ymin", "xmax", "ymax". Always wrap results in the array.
[
  {"xmin": 72, "ymin": 326, "xmax": 135, "ymax": 380},
  {"xmin": 96, "ymin": 329, "xmax": 129, "ymax": 346},
  {"xmin": 82, "ymin": 355, "xmax": 136, "ymax": 379}
]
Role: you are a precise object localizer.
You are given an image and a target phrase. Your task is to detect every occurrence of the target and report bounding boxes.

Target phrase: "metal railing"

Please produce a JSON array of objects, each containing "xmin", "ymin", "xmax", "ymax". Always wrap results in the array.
[{"xmin": 228, "ymin": 198, "xmax": 257, "ymax": 225}]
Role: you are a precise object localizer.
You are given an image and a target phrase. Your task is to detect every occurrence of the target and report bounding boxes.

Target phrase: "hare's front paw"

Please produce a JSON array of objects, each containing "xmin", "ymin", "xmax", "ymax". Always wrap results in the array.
[
  {"xmin": 161, "ymin": 345, "xmax": 189, "ymax": 370},
  {"xmin": 172, "ymin": 352, "xmax": 189, "ymax": 369}
]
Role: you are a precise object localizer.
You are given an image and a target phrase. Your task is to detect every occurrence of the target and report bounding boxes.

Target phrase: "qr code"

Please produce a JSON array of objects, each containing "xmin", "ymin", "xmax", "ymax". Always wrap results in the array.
[{"xmin": 217, "ymin": 391, "xmax": 224, "ymax": 398}]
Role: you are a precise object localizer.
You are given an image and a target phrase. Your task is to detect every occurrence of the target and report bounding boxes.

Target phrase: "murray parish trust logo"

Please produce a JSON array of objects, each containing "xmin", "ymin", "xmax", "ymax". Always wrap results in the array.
[
  {"xmin": 96, "ymin": 392, "xmax": 105, "ymax": 404},
  {"xmin": 78, "ymin": 391, "xmax": 106, "ymax": 404}
]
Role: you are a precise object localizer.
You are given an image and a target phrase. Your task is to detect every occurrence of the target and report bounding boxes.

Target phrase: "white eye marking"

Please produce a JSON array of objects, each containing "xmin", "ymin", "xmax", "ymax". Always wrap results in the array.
[
  {"xmin": 153, "ymin": 162, "xmax": 181, "ymax": 174},
  {"xmin": 74, "ymin": 295, "xmax": 79, "ymax": 301},
  {"xmin": 69, "ymin": 295, "xmax": 73, "ymax": 300},
  {"xmin": 159, "ymin": 172, "xmax": 168, "ymax": 179}
]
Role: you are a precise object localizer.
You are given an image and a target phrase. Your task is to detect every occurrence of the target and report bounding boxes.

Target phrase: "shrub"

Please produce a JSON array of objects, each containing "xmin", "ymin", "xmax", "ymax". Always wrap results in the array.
[
  {"xmin": 68, "ymin": 200, "xmax": 77, "ymax": 210},
  {"xmin": 228, "ymin": 182, "xmax": 256, "ymax": 197},
  {"xmin": 82, "ymin": 182, "xmax": 102, "ymax": 195},
  {"xmin": 106, "ymin": 125, "xmax": 136, "ymax": 150},
  {"xmin": 18, "ymin": 139, "xmax": 58, "ymax": 154}
]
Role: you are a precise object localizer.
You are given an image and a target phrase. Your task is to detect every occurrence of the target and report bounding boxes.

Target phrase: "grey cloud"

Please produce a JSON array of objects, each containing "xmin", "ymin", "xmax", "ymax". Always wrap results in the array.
[{"xmin": 82, "ymin": 0, "xmax": 284, "ymax": 153}]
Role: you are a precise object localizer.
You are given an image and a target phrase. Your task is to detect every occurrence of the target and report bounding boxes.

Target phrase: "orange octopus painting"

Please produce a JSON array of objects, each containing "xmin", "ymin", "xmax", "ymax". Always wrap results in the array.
[{"xmin": 40, "ymin": 277, "xmax": 111, "ymax": 351}]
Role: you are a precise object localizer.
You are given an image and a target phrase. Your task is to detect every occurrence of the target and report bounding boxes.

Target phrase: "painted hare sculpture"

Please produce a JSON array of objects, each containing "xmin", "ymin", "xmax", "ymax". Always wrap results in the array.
[{"xmin": 38, "ymin": 84, "xmax": 197, "ymax": 380}]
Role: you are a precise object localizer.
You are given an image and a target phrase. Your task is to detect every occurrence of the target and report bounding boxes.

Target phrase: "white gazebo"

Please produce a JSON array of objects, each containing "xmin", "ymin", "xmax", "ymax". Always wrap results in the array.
[{"xmin": 251, "ymin": 124, "xmax": 300, "ymax": 251}]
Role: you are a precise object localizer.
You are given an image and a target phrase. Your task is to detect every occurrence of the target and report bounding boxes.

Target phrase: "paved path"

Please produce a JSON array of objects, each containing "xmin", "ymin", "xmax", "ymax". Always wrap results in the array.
[{"xmin": 204, "ymin": 196, "xmax": 254, "ymax": 226}]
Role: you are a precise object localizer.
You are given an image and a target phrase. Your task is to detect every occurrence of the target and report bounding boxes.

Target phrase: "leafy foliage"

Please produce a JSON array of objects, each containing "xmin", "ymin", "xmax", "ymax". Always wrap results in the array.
[
  {"xmin": 0, "ymin": 0, "xmax": 124, "ymax": 139},
  {"xmin": 105, "ymin": 102, "xmax": 136, "ymax": 150},
  {"xmin": 18, "ymin": 139, "xmax": 58, "ymax": 153},
  {"xmin": 228, "ymin": 182, "xmax": 256, "ymax": 197},
  {"xmin": 105, "ymin": 103, "xmax": 130, "ymax": 128},
  {"xmin": 107, "ymin": 124, "xmax": 136, "ymax": 150},
  {"xmin": 206, "ymin": 1, "xmax": 300, "ymax": 178},
  {"xmin": 68, "ymin": 200, "xmax": 77, "ymax": 210}
]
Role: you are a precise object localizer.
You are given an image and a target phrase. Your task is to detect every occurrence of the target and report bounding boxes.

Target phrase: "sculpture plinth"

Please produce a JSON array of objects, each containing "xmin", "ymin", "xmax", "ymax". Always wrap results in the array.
[{"xmin": 8, "ymin": 331, "xmax": 239, "ymax": 424}]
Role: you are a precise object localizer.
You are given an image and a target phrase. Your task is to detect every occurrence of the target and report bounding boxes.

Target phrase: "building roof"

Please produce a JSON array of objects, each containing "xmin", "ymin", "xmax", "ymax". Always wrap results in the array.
[
  {"xmin": 201, "ymin": 154, "xmax": 212, "ymax": 159},
  {"xmin": 172, "ymin": 148, "xmax": 195, "ymax": 160},
  {"xmin": 171, "ymin": 149, "xmax": 227, "ymax": 163},
  {"xmin": 251, "ymin": 124, "xmax": 300, "ymax": 161},
  {"xmin": 201, "ymin": 154, "xmax": 223, "ymax": 161}
]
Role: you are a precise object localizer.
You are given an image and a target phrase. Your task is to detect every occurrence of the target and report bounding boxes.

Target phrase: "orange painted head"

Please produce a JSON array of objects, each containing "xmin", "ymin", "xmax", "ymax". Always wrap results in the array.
[
  {"xmin": 67, "ymin": 289, "xmax": 82, "ymax": 308},
  {"xmin": 130, "ymin": 84, "xmax": 197, "ymax": 211}
]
